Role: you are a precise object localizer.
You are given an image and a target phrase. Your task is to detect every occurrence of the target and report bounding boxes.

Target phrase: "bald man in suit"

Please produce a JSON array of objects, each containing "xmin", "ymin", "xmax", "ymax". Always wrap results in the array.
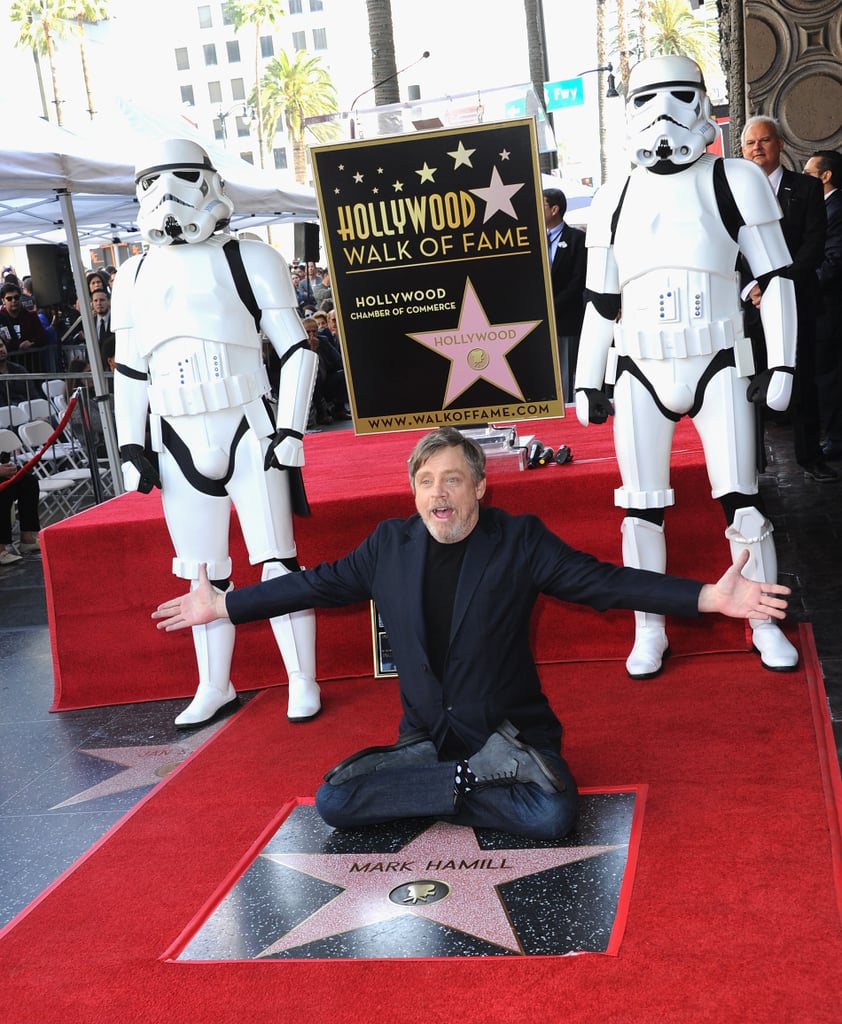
[{"xmin": 740, "ymin": 117, "xmax": 836, "ymax": 481}]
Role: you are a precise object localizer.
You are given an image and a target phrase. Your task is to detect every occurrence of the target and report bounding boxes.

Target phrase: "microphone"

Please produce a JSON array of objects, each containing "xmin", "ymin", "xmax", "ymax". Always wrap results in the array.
[
  {"xmin": 527, "ymin": 439, "xmax": 545, "ymax": 468},
  {"xmin": 349, "ymin": 51, "xmax": 430, "ymax": 137}
]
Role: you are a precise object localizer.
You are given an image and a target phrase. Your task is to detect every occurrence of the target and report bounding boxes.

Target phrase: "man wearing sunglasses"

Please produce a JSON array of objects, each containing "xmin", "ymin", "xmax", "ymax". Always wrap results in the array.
[{"xmin": 0, "ymin": 283, "xmax": 48, "ymax": 354}]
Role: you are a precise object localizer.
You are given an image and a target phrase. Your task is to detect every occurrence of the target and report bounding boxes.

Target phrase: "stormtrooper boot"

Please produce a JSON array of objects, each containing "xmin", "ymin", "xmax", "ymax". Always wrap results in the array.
[
  {"xmin": 263, "ymin": 561, "xmax": 321, "ymax": 721},
  {"xmin": 175, "ymin": 583, "xmax": 238, "ymax": 727},
  {"xmin": 622, "ymin": 517, "xmax": 670, "ymax": 679},
  {"xmin": 725, "ymin": 507, "xmax": 798, "ymax": 671}
]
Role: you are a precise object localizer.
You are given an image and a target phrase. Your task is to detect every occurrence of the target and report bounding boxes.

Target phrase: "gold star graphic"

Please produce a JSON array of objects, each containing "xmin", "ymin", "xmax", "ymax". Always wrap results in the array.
[
  {"xmin": 416, "ymin": 162, "xmax": 437, "ymax": 184},
  {"xmin": 448, "ymin": 141, "xmax": 476, "ymax": 168}
]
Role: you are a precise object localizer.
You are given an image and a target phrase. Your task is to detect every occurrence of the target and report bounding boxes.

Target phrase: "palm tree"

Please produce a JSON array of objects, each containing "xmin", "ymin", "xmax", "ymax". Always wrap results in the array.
[
  {"xmin": 364, "ymin": 0, "xmax": 399, "ymax": 107},
  {"xmin": 64, "ymin": 0, "xmax": 110, "ymax": 119},
  {"xmin": 617, "ymin": 0, "xmax": 722, "ymax": 98},
  {"xmin": 596, "ymin": 0, "xmax": 610, "ymax": 184},
  {"xmin": 613, "ymin": 0, "xmax": 630, "ymax": 89},
  {"xmin": 522, "ymin": 0, "xmax": 556, "ymax": 171},
  {"xmin": 258, "ymin": 50, "xmax": 338, "ymax": 184},
  {"xmin": 637, "ymin": 0, "xmax": 652, "ymax": 60},
  {"xmin": 224, "ymin": 0, "xmax": 287, "ymax": 167},
  {"xmin": 10, "ymin": 0, "xmax": 70, "ymax": 125},
  {"xmin": 645, "ymin": 0, "xmax": 721, "ymax": 74}
]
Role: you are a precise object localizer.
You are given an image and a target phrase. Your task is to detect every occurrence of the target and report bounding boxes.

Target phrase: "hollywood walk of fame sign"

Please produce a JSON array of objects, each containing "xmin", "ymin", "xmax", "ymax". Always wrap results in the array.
[
  {"xmin": 310, "ymin": 119, "xmax": 564, "ymax": 435},
  {"xmin": 172, "ymin": 790, "xmax": 643, "ymax": 961}
]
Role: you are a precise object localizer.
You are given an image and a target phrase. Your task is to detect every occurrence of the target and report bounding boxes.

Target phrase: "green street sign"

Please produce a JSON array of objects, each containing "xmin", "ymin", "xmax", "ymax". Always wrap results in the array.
[{"xmin": 543, "ymin": 78, "xmax": 585, "ymax": 111}]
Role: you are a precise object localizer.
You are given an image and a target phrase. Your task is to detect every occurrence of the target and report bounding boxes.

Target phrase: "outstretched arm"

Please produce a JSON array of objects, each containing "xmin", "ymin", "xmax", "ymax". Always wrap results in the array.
[
  {"xmin": 697, "ymin": 550, "xmax": 790, "ymax": 619},
  {"xmin": 152, "ymin": 565, "xmax": 227, "ymax": 631}
]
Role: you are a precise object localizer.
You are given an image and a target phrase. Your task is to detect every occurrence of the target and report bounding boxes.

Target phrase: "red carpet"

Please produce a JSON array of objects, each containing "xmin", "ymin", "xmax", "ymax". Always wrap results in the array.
[
  {"xmin": 43, "ymin": 416, "xmax": 751, "ymax": 711},
  {"xmin": 2, "ymin": 625, "xmax": 840, "ymax": 1023}
]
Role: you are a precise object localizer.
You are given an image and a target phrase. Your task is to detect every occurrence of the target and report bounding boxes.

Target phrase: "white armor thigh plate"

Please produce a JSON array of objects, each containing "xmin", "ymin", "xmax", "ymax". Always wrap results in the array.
[
  {"xmin": 227, "ymin": 433, "xmax": 297, "ymax": 564},
  {"xmin": 158, "ymin": 449, "xmax": 234, "ymax": 581},
  {"xmin": 157, "ymin": 425, "xmax": 295, "ymax": 577},
  {"xmin": 612, "ymin": 358, "xmax": 758, "ymax": 508},
  {"xmin": 692, "ymin": 365, "xmax": 758, "ymax": 497},
  {"xmin": 612, "ymin": 370, "xmax": 677, "ymax": 510}
]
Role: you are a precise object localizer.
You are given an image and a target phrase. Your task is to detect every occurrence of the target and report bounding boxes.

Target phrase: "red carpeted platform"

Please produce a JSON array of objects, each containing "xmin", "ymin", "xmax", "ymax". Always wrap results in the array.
[
  {"xmin": 1, "ymin": 627, "xmax": 840, "ymax": 1022},
  {"xmin": 43, "ymin": 417, "xmax": 753, "ymax": 712}
]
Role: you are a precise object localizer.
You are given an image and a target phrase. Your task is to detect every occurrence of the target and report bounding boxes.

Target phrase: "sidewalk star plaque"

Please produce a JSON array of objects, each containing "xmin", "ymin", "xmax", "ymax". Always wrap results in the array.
[
  {"xmin": 173, "ymin": 792, "xmax": 643, "ymax": 960},
  {"xmin": 311, "ymin": 119, "xmax": 564, "ymax": 434}
]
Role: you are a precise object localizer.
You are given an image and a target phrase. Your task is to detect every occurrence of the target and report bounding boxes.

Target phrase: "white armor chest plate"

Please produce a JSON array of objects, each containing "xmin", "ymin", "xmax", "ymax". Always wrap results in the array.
[
  {"xmin": 126, "ymin": 242, "xmax": 261, "ymax": 359},
  {"xmin": 122, "ymin": 242, "xmax": 269, "ymax": 416}
]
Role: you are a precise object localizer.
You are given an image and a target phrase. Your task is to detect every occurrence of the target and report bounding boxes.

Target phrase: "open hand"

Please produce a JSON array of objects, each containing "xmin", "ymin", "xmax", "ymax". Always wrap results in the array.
[
  {"xmin": 698, "ymin": 550, "xmax": 790, "ymax": 620},
  {"xmin": 152, "ymin": 564, "xmax": 228, "ymax": 631}
]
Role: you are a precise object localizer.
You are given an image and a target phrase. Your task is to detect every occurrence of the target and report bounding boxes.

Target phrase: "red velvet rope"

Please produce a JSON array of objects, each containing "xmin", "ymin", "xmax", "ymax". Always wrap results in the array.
[{"xmin": 0, "ymin": 394, "xmax": 79, "ymax": 492}]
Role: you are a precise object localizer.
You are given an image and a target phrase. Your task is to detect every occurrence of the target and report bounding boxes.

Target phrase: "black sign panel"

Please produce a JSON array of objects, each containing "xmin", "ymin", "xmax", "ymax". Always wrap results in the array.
[{"xmin": 311, "ymin": 119, "xmax": 564, "ymax": 434}]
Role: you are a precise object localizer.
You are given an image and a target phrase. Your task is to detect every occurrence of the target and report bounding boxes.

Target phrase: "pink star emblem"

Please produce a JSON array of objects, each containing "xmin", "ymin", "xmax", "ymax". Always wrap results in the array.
[
  {"xmin": 469, "ymin": 166, "xmax": 525, "ymax": 222},
  {"xmin": 407, "ymin": 278, "xmax": 540, "ymax": 406},
  {"xmin": 258, "ymin": 820, "xmax": 621, "ymax": 956},
  {"xmin": 50, "ymin": 721, "xmax": 226, "ymax": 808}
]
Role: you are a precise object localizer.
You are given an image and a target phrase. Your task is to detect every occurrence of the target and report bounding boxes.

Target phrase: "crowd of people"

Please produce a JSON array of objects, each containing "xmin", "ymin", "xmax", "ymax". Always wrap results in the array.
[
  {"xmin": 284, "ymin": 257, "xmax": 350, "ymax": 427},
  {"xmin": 0, "ymin": 263, "xmax": 118, "ymax": 564},
  {"xmin": 0, "ymin": 264, "xmax": 116, "ymax": 380}
]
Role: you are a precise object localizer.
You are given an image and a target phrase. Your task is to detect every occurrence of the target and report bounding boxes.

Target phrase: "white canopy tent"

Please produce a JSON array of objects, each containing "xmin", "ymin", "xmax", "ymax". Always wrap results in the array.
[
  {"xmin": 0, "ymin": 103, "xmax": 320, "ymax": 486},
  {"xmin": 0, "ymin": 101, "xmax": 319, "ymax": 248}
]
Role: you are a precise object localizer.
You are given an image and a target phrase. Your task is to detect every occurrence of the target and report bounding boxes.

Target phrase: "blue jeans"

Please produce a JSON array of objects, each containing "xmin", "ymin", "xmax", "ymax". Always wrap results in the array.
[{"xmin": 314, "ymin": 752, "xmax": 579, "ymax": 841}]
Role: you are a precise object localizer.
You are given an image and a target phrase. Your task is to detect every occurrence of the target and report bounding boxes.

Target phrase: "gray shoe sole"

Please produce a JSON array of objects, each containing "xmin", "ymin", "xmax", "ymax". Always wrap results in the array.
[{"xmin": 324, "ymin": 730, "xmax": 434, "ymax": 784}]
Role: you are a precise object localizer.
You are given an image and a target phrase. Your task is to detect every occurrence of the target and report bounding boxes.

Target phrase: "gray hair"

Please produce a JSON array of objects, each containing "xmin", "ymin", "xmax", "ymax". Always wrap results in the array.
[
  {"xmin": 407, "ymin": 427, "xmax": 486, "ymax": 491},
  {"xmin": 741, "ymin": 114, "xmax": 784, "ymax": 148}
]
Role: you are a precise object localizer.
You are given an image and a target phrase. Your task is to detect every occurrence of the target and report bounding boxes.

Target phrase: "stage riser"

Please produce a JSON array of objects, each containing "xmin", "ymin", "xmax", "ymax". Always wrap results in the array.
[{"xmin": 43, "ymin": 419, "xmax": 744, "ymax": 711}]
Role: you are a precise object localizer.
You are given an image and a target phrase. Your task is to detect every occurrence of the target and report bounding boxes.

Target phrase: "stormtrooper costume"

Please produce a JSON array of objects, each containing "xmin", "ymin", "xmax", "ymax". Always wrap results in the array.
[
  {"xmin": 111, "ymin": 139, "xmax": 321, "ymax": 726},
  {"xmin": 575, "ymin": 55, "xmax": 799, "ymax": 678}
]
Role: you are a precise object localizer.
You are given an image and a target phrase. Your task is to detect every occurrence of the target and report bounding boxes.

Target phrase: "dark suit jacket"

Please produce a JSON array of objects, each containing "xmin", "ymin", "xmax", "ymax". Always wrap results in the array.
[
  {"xmin": 549, "ymin": 223, "xmax": 587, "ymax": 336},
  {"xmin": 741, "ymin": 167, "xmax": 826, "ymax": 382},
  {"xmin": 227, "ymin": 505, "xmax": 702, "ymax": 755},
  {"xmin": 817, "ymin": 188, "xmax": 842, "ymax": 304},
  {"xmin": 776, "ymin": 167, "xmax": 826, "ymax": 305}
]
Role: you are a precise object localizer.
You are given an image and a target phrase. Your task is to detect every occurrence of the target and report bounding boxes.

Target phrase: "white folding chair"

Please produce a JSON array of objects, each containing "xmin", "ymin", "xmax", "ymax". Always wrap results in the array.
[
  {"xmin": 42, "ymin": 379, "xmax": 68, "ymax": 418},
  {"xmin": 17, "ymin": 419, "xmax": 93, "ymax": 516},
  {"xmin": 17, "ymin": 398, "xmax": 52, "ymax": 422},
  {"xmin": 0, "ymin": 427, "xmax": 77, "ymax": 522},
  {"xmin": 0, "ymin": 428, "xmax": 20, "ymax": 458},
  {"xmin": 0, "ymin": 405, "xmax": 28, "ymax": 430}
]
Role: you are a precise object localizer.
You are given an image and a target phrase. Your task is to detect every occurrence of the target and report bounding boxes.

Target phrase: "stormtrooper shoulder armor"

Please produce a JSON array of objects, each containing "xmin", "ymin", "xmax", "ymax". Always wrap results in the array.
[
  {"xmin": 722, "ymin": 159, "xmax": 783, "ymax": 227},
  {"xmin": 237, "ymin": 238, "xmax": 300, "ymax": 312},
  {"xmin": 109, "ymin": 252, "xmax": 145, "ymax": 332},
  {"xmin": 585, "ymin": 176, "xmax": 631, "ymax": 251}
]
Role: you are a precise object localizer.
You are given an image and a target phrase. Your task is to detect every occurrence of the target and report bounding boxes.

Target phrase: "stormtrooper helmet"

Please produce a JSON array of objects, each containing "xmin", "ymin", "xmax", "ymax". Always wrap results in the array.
[
  {"xmin": 135, "ymin": 138, "xmax": 234, "ymax": 245},
  {"xmin": 625, "ymin": 55, "xmax": 718, "ymax": 170}
]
